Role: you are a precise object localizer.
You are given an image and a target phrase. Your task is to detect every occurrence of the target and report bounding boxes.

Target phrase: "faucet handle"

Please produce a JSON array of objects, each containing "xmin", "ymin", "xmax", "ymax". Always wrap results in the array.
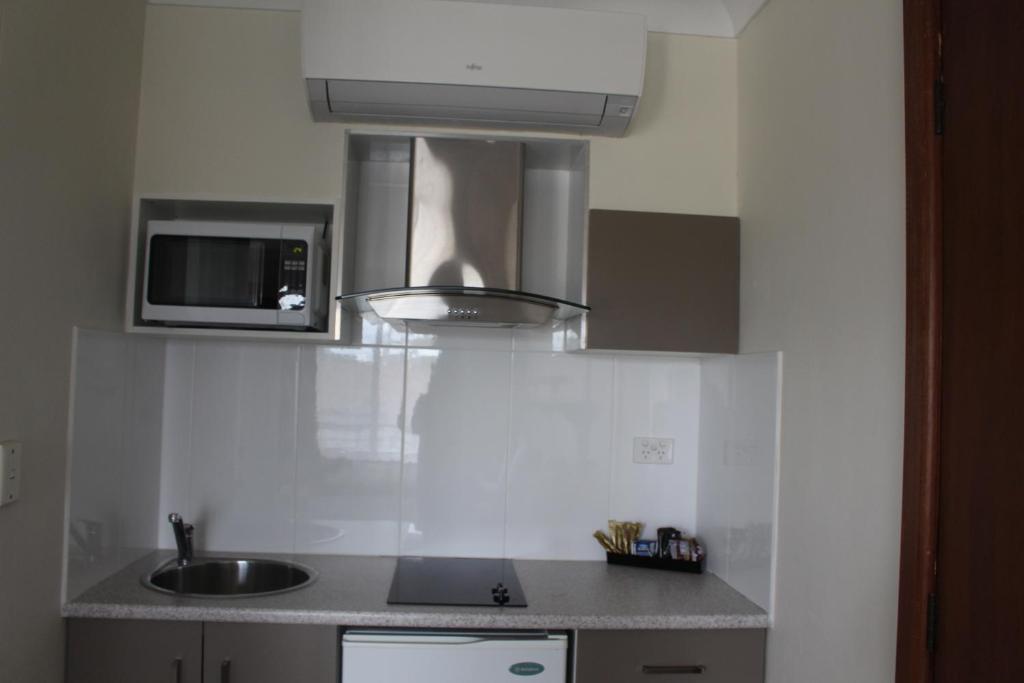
[{"xmin": 168, "ymin": 513, "xmax": 194, "ymax": 567}]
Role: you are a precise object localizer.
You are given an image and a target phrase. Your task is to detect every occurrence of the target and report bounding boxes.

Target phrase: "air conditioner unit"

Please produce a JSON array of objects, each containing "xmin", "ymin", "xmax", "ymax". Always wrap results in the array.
[{"xmin": 301, "ymin": 0, "xmax": 647, "ymax": 137}]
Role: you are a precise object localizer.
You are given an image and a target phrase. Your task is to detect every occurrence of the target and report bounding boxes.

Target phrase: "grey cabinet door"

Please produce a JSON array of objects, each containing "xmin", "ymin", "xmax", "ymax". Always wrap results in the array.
[
  {"xmin": 585, "ymin": 210, "xmax": 740, "ymax": 354},
  {"xmin": 575, "ymin": 629, "xmax": 765, "ymax": 683},
  {"xmin": 202, "ymin": 623, "xmax": 338, "ymax": 683},
  {"xmin": 66, "ymin": 619, "xmax": 202, "ymax": 683}
]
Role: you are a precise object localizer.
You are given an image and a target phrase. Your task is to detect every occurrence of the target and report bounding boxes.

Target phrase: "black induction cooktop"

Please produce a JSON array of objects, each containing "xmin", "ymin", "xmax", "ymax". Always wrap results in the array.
[{"xmin": 387, "ymin": 557, "xmax": 528, "ymax": 608}]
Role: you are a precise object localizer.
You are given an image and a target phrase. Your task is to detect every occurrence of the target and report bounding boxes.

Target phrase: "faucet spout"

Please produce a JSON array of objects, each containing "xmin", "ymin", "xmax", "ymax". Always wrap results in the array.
[{"xmin": 168, "ymin": 513, "xmax": 194, "ymax": 567}]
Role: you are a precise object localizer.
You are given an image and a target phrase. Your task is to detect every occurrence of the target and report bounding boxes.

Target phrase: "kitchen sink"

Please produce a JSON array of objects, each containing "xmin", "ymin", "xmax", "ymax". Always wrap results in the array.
[{"xmin": 142, "ymin": 558, "xmax": 316, "ymax": 598}]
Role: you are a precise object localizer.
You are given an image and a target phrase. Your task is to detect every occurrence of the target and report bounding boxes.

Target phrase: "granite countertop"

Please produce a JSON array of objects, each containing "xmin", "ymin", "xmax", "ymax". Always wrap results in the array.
[{"xmin": 62, "ymin": 550, "xmax": 769, "ymax": 630}]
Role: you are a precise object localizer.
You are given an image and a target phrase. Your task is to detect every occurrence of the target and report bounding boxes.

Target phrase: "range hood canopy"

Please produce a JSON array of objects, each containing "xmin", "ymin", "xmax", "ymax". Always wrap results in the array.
[{"xmin": 338, "ymin": 137, "xmax": 589, "ymax": 328}]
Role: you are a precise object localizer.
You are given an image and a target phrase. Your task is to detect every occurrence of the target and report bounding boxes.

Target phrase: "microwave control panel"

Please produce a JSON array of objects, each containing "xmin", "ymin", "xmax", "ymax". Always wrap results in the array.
[{"xmin": 279, "ymin": 240, "xmax": 309, "ymax": 310}]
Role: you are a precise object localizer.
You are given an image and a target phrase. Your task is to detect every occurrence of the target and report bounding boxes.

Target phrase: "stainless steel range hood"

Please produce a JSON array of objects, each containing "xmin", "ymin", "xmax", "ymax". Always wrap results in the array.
[{"xmin": 339, "ymin": 137, "xmax": 589, "ymax": 328}]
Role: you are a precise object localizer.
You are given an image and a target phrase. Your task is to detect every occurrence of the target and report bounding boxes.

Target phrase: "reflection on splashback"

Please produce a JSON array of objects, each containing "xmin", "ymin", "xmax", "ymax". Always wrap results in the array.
[
  {"xmin": 64, "ymin": 329, "xmax": 166, "ymax": 601},
  {"xmin": 296, "ymin": 346, "xmax": 405, "ymax": 554},
  {"xmin": 156, "ymin": 327, "xmax": 705, "ymax": 561}
]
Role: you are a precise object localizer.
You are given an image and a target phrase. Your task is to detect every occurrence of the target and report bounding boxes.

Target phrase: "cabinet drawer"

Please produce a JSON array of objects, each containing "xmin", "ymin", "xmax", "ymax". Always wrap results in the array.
[{"xmin": 575, "ymin": 629, "xmax": 765, "ymax": 683}]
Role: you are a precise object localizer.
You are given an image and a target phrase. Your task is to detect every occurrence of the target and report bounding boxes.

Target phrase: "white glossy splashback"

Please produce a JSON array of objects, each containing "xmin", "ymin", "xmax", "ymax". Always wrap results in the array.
[
  {"xmin": 698, "ymin": 352, "xmax": 781, "ymax": 613},
  {"xmin": 294, "ymin": 346, "xmax": 406, "ymax": 555},
  {"xmin": 155, "ymin": 330, "xmax": 704, "ymax": 560},
  {"xmin": 65, "ymin": 327, "xmax": 779, "ymax": 602},
  {"xmin": 64, "ymin": 329, "xmax": 166, "ymax": 601},
  {"xmin": 505, "ymin": 352, "xmax": 615, "ymax": 559}
]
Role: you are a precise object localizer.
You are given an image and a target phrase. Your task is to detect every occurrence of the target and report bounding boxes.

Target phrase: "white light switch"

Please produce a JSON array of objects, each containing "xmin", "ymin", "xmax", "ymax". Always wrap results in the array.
[{"xmin": 0, "ymin": 441, "xmax": 22, "ymax": 506}]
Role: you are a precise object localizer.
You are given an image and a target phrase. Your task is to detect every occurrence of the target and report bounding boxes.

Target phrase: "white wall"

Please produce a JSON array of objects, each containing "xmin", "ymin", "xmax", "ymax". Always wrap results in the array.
[
  {"xmin": 132, "ymin": 4, "xmax": 738, "ymax": 216},
  {"xmin": 737, "ymin": 0, "xmax": 905, "ymax": 681},
  {"xmin": 0, "ymin": 0, "xmax": 147, "ymax": 680}
]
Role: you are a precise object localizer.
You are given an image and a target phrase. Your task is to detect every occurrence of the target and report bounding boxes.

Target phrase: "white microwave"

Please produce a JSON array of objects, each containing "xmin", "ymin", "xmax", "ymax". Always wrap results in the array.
[{"xmin": 142, "ymin": 220, "xmax": 329, "ymax": 330}]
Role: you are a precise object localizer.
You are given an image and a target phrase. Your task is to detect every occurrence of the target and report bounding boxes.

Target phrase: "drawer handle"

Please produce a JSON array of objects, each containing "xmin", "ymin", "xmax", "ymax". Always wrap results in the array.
[
  {"xmin": 220, "ymin": 659, "xmax": 231, "ymax": 683},
  {"xmin": 173, "ymin": 657, "xmax": 182, "ymax": 683},
  {"xmin": 642, "ymin": 664, "xmax": 706, "ymax": 675}
]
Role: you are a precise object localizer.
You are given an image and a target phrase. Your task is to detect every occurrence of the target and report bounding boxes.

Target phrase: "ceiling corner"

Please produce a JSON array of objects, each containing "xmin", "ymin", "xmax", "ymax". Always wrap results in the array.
[{"xmin": 719, "ymin": 0, "xmax": 769, "ymax": 36}]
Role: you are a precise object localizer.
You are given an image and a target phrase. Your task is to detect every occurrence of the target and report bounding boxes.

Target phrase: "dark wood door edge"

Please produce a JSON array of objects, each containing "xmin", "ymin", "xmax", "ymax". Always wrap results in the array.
[{"xmin": 896, "ymin": 0, "xmax": 943, "ymax": 682}]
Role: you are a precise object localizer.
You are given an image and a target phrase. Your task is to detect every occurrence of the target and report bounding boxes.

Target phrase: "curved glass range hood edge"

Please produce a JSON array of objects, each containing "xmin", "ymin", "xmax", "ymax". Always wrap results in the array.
[{"xmin": 338, "ymin": 286, "xmax": 589, "ymax": 328}]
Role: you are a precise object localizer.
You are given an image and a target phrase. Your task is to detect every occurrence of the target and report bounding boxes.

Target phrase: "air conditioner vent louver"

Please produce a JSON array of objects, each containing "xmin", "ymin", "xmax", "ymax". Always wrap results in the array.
[{"xmin": 326, "ymin": 80, "xmax": 609, "ymax": 127}]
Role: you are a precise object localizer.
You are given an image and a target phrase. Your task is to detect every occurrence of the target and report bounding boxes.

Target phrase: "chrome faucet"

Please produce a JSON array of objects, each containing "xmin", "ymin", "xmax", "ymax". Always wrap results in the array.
[{"xmin": 168, "ymin": 513, "xmax": 194, "ymax": 567}]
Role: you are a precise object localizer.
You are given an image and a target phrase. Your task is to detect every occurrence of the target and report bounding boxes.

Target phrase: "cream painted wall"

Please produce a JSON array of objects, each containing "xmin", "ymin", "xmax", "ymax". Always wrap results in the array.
[
  {"xmin": 133, "ymin": 4, "xmax": 737, "ymax": 216},
  {"xmin": 0, "ymin": 1, "xmax": 147, "ymax": 680},
  {"xmin": 737, "ymin": 1, "xmax": 905, "ymax": 682}
]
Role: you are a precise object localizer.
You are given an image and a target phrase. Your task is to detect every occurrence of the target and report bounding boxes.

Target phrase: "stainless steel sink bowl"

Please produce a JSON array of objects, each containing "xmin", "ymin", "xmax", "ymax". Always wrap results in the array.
[{"xmin": 143, "ymin": 558, "xmax": 317, "ymax": 598}]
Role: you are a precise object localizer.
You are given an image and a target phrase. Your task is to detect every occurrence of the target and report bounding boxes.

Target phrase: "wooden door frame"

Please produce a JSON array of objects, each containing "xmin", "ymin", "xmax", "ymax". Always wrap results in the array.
[{"xmin": 896, "ymin": 0, "xmax": 943, "ymax": 681}]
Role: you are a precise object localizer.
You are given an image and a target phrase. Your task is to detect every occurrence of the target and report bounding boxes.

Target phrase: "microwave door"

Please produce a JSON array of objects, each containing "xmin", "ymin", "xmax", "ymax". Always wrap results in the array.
[{"xmin": 144, "ymin": 235, "xmax": 285, "ymax": 328}]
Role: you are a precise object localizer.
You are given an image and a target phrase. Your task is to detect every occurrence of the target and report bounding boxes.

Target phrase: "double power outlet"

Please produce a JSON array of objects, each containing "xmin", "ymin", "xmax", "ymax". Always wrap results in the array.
[{"xmin": 632, "ymin": 437, "xmax": 675, "ymax": 465}]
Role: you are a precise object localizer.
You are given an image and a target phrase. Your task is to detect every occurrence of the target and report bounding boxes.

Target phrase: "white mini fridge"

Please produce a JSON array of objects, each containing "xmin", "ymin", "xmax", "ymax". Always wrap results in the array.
[{"xmin": 341, "ymin": 630, "xmax": 568, "ymax": 682}]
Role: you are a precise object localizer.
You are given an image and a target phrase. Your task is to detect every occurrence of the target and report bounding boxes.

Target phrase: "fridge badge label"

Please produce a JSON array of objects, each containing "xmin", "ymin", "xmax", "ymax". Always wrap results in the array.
[{"xmin": 509, "ymin": 662, "xmax": 545, "ymax": 676}]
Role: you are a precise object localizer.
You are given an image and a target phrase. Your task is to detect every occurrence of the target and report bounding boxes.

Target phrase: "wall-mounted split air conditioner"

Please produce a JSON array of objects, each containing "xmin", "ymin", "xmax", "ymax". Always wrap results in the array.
[{"xmin": 302, "ymin": 0, "xmax": 647, "ymax": 137}]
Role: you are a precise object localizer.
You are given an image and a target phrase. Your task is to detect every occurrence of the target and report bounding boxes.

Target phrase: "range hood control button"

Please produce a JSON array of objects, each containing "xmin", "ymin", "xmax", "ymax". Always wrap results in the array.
[{"xmin": 448, "ymin": 307, "xmax": 480, "ymax": 320}]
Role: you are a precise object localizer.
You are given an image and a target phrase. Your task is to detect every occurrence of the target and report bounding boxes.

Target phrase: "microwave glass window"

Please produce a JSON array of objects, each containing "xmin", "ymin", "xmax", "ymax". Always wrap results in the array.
[{"xmin": 148, "ymin": 235, "xmax": 284, "ymax": 309}]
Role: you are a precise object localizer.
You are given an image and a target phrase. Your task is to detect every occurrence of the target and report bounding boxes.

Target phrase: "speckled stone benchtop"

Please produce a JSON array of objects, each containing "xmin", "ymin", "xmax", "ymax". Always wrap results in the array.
[{"xmin": 63, "ymin": 551, "xmax": 769, "ymax": 630}]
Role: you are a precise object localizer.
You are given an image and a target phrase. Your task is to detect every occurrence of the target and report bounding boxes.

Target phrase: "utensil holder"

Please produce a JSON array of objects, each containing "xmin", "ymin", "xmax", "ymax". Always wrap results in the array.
[{"xmin": 605, "ymin": 552, "xmax": 704, "ymax": 574}]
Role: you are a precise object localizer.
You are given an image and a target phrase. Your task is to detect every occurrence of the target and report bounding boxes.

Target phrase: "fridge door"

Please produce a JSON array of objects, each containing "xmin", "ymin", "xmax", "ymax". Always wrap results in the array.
[{"xmin": 341, "ymin": 630, "xmax": 568, "ymax": 682}]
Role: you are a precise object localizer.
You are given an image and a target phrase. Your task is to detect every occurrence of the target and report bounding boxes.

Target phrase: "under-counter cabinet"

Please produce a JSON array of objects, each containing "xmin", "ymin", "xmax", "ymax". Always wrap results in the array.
[
  {"xmin": 66, "ymin": 619, "xmax": 202, "ymax": 683},
  {"xmin": 203, "ymin": 622, "xmax": 337, "ymax": 682},
  {"xmin": 65, "ymin": 620, "xmax": 337, "ymax": 683},
  {"xmin": 574, "ymin": 629, "xmax": 765, "ymax": 683},
  {"xmin": 66, "ymin": 621, "xmax": 764, "ymax": 682}
]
